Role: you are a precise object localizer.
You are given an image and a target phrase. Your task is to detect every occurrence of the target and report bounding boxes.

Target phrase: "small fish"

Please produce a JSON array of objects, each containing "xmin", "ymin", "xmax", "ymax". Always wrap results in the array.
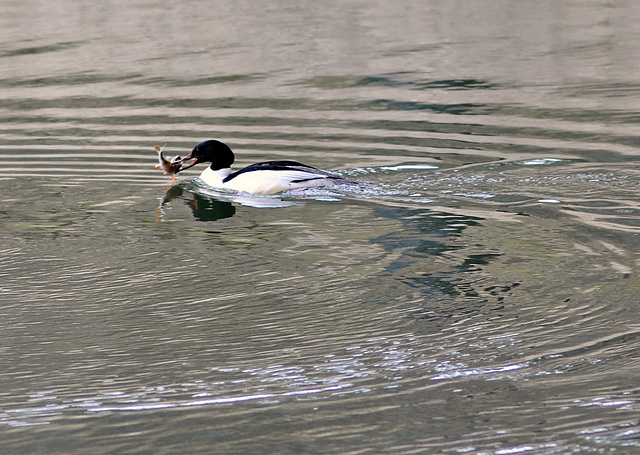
[{"xmin": 155, "ymin": 144, "xmax": 182, "ymax": 178}]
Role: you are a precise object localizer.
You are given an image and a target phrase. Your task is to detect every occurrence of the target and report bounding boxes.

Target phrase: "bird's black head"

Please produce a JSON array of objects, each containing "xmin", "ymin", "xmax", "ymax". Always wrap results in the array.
[{"xmin": 178, "ymin": 140, "xmax": 235, "ymax": 172}]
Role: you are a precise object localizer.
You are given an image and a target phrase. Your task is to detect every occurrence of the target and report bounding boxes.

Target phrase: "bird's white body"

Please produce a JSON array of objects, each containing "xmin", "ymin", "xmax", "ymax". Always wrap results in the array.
[{"xmin": 199, "ymin": 166, "xmax": 342, "ymax": 195}]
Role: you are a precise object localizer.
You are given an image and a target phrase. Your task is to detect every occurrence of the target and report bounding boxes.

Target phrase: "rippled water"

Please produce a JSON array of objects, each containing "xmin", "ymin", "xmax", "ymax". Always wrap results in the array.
[{"xmin": 2, "ymin": 1, "xmax": 640, "ymax": 454}]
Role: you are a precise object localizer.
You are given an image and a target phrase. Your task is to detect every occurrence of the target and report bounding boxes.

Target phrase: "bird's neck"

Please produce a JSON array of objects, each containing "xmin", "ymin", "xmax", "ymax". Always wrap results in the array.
[
  {"xmin": 201, "ymin": 166, "xmax": 232, "ymax": 187},
  {"xmin": 211, "ymin": 167, "xmax": 232, "ymax": 178}
]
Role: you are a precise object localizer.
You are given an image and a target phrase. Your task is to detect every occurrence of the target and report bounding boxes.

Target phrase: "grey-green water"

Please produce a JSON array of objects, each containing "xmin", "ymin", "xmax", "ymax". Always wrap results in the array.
[{"xmin": 1, "ymin": 1, "xmax": 640, "ymax": 453}]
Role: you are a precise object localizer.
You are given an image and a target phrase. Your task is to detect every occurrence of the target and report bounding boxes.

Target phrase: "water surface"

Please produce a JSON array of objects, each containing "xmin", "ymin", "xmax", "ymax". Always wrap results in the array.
[{"xmin": 1, "ymin": 1, "xmax": 640, "ymax": 454}]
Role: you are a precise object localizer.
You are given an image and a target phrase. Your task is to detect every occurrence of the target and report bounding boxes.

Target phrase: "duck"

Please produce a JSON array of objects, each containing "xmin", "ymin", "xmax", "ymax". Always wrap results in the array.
[{"xmin": 176, "ymin": 139, "xmax": 358, "ymax": 195}]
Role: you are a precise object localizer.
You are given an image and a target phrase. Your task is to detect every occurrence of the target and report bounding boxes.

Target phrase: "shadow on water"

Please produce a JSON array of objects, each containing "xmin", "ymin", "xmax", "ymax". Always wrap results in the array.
[
  {"xmin": 368, "ymin": 206, "xmax": 522, "ymax": 324},
  {"xmin": 297, "ymin": 75, "xmax": 499, "ymax": 91},
  {"xmin": 159, "ymin": 178, "xmax": 520, "ymax": 330}
]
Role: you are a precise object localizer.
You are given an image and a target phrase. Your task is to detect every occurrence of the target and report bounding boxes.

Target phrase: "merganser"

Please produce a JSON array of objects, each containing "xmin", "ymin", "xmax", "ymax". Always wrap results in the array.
[{"xmin": 177, "ymin": 139, "xmax": 358, "ymax": 195}]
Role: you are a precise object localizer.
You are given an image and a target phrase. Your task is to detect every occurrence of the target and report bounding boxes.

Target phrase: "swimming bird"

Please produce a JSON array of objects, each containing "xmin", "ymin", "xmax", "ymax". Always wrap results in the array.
[{"xmin": 177, "ymin": 139, "xmax": 358, "ymax": 195}]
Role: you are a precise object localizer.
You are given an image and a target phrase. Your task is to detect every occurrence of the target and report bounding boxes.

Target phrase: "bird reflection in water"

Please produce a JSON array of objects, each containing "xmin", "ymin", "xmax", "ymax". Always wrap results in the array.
[{"xmin": 158, "ymin": 185, "xmax": 236, "ymax": 222}]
